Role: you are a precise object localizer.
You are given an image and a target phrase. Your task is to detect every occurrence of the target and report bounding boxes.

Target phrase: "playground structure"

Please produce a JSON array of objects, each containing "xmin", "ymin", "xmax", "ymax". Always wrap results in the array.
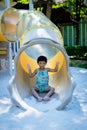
[
  {"xmin": 0, "ymin": 8, "xmax": 20, "ymax": 74},
  {"xmin": 0, "ymin": 31, "xmax": 12, "ymax": 73},
  {"xmin": 0, "ymin": 8, "xmax": 75, "ymax": 110}
]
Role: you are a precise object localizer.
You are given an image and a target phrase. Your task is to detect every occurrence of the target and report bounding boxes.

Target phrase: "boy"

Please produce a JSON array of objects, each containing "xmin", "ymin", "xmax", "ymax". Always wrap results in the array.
[{"xmin": 27, "ymin": 55, "xmax": 60, "ymax": 101}]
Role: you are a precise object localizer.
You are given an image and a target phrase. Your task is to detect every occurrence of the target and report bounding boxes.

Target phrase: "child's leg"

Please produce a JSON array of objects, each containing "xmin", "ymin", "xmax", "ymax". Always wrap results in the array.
[
  {"xmin": 31, "ymin": 87, "xmax": 42, "ymax": 101},
  {"xmin": 43, "ymin": 86, "xmax": 55, "ymax": 101}
]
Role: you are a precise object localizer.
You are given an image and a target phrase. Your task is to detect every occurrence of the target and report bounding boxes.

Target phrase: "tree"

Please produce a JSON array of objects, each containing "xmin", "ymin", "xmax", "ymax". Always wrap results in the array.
[{"xmin": 66, "ymin": 0, "xmax": 87, "ymax": 45}]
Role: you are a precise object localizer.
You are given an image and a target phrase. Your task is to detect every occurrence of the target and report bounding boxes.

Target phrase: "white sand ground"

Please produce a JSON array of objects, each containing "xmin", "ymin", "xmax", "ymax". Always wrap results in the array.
[{"xmin": 0, "ymin": 67, "xmax": 87, "ymax": 130}]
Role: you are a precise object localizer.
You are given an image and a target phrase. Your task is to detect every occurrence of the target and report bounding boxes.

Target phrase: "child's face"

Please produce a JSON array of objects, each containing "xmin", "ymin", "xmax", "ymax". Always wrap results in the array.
[{"xmin": 38, "ymin": 61, "xmax": 47, "ymax": 69}]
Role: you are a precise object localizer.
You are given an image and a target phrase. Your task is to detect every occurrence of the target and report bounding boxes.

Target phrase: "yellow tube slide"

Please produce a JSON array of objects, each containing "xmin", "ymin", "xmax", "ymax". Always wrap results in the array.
[{"xmin": 0, "ymin": 8, "xmax": 75, "ymax": 110}]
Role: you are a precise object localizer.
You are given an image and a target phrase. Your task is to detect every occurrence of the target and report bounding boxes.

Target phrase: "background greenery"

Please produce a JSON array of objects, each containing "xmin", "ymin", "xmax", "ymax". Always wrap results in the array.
[
  {"xmin": 65, "ymin": 46, "xmax": 87, "ymax": 68},
  {"xmin": 65, "ymin": 46, "xmax": 87, "ymax": 60}
]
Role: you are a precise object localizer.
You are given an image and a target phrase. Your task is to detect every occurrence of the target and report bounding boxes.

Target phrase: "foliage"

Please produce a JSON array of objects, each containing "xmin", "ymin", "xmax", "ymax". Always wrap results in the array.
[
  {"xmin": 65, "ymin": 46, "xmax": 87, "ymax": 60},
  {"xmin": 68, "ymin": 0, "xmax": 87, "ymax": 19},
  {"xmin": 10, "ymin": 0, "xmax": 37, "ymax": 4},
  {"xmin": 15, "ymin": 0, "xmax": 29, "ymax": 4},
  {"xmin": 52, "ymin": 0, "xmax": 87, "ymax": 19},
  {"xmin": 70, "ymin": 59, "xmax": 87, "ymax": 68},
  {"xmin": 65, "ymin": 45, "xmax": 87, "ymax": 68}
]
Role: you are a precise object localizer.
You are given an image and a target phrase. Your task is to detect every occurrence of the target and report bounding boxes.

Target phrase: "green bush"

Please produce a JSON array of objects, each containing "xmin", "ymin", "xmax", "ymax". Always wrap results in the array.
[
  {"xmin": 70, "ymin": 60, "xmax": 87, "ymax": 68},
  {"xmin": 64, "ymin": 46, "xmax": 87, "ymax": 60}
]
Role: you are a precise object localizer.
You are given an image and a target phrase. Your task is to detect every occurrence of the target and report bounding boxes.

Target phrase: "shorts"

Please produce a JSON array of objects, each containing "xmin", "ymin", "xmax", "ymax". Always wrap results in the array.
[{"xmin": 36, "ymin": 84, "xmax": 48, "ymax": 92}]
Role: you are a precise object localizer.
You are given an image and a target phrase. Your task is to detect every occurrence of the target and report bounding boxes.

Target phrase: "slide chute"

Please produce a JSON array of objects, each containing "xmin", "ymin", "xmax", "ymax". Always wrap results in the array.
[{"xmin": 0, "ymin": 8, "xmax": 75, "ymax": 110}]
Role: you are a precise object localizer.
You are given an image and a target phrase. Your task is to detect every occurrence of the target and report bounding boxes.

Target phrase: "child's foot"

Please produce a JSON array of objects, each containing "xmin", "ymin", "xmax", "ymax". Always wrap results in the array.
[
  {"xmin": 43, "ymin": 96, "xmax": 50, "ymax": 101},
  {"xmin": 37, "ymin": 97, "xmax": 43, "ymax": 102}
]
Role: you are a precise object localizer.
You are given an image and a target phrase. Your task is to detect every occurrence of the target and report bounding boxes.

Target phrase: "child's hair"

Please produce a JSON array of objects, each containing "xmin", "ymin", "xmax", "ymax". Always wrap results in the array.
[{"xmin": 37, "ymin": 56, "xmax": 47, "ymax": 63}]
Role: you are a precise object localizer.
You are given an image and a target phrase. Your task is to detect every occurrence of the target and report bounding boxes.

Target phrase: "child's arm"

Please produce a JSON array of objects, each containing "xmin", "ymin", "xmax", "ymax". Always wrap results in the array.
[
  {"xmin": 27, "ymin": 64, "xmax": 36, "ymax": 78},
  {"xmin": 48, "ymin": 62, "xmax": 60, "ymax": 72}
]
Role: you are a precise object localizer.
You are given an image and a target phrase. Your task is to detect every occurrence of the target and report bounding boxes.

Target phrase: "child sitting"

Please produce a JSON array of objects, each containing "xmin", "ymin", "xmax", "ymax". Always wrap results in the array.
[{"xmin": 27, "ymin": 55, "xmax": 60, "ymax": 101}]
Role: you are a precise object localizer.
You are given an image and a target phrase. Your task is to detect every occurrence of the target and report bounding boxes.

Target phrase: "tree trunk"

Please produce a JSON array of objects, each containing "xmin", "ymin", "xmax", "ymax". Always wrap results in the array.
[
  {"xmin": 76, "ymin": 0, "xmax": 80, "ymax": 45},
  {"xmin": 46, "ymin": 0, "xmax": 52, "ymax": 19}
]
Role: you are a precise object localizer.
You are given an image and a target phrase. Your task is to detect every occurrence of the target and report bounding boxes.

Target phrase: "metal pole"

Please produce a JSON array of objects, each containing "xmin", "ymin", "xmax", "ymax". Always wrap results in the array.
[
  {"xmin": 8, "ymin": 43, "xmax": 12, "ymax": 75},
  {"xmin": 29, "ymin": 0, "xmax": 34, "ymax": 10},
  {"xmin": 5, "ymin": 0, "xmax": 10, "ymax": 8}
]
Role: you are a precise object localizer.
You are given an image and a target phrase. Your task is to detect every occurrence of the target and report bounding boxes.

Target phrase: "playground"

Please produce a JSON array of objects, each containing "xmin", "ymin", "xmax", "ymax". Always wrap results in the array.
[{"xmin": 0, "ymin": 1, "xmax": 87, "ymax": 130}]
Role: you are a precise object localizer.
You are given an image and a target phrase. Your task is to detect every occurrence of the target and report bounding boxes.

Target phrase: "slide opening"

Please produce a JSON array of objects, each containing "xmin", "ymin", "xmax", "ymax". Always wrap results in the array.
[{"xmin": 14, "ymin": 39, "xmax": 69, "ymax": 98}]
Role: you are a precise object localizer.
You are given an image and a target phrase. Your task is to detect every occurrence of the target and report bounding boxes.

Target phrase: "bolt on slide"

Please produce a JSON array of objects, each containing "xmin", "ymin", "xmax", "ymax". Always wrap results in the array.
[{"xmin": 0, "ymin": 8, "xmax": 76, "ymax": 110}]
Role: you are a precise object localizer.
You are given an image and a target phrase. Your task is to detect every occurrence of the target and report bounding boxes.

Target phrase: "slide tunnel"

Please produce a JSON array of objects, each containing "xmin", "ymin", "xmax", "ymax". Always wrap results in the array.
[{"xmin": 0, "ymin": 8, "xmax": 75, "ymax": 110}]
